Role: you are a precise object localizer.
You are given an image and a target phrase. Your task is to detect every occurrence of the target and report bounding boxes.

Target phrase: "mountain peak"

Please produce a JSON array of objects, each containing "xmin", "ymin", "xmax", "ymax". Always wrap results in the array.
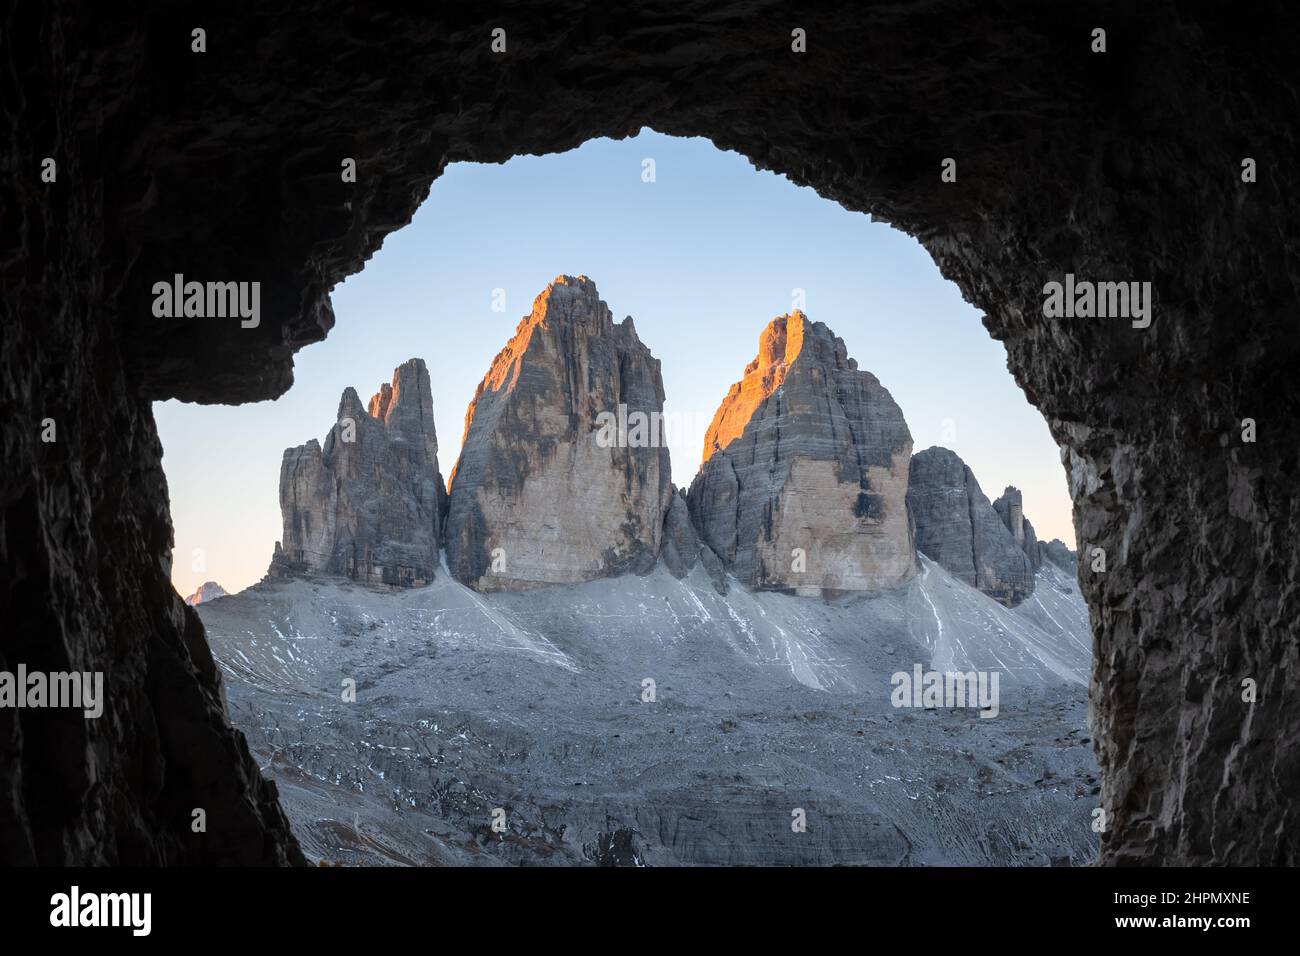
[
  {"xmin": 527, "ymin": 274, "xmax": 608, "ymax": 327},
  {"xmin": 690, "ymin": 310, "xmax": 914, "ymax": 595},
  {"xmin": 706, "ymin": 311, "xmax": 862, "ymax": 463},
  {"xmin": 446, "ymin": 277, "xmax": 670, "ymax": 590},
  {"xmin": 275, "ymin": 358, "xmax": 446, "ymax": 587},
  {"xmin": 908, "ymin": 447, "xmax": 1036, "ymax": 606},
  {"xmin": 366, "ymin": 357, "xmax": 427, "ymax": 421},
  {"xmin": 184, "ymin": 581, "xmax": 227, "ymax": 606}
]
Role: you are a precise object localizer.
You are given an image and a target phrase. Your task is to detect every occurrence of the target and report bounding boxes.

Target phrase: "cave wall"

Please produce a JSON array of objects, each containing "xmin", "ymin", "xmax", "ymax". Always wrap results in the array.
[
  {"xmin": 2, "ymin": 0, "xmax": 1296, "ymax": 864},
  {"xmin": 0, "ymin": 1, "xmax": 303, "ymax": 863}
]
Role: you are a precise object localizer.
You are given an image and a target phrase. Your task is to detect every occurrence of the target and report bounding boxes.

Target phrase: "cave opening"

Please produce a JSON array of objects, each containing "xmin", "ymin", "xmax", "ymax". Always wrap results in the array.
[
  {"xmin": 157, "ymin": 130, "xmax": 1075, "ymax": 603},
  {"xmin": 4, "ymin": 4, "xmax": 1294, "ymax": 867},
  {"xmin": 155, "ymin": 129, "xmax": 1095, "ymax": 866}
]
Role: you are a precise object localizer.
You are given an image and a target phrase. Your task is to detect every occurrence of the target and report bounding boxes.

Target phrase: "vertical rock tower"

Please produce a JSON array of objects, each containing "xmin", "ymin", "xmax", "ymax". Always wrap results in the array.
[
  {"xmin": 445, "ymin": 276, "xmax": 672, "ymax": 590},
  {"xmin": 906, "ymin": 447, "xmax": 1034, "ymax": 606},
  {"xmin": 687, "ymin": 312, "xmax": 917, "ymax": 595},
  {"xmin": 274, "ymin": 358, "xmax": 446, "ymax": 586},
  {"xmin": 993, "ymin": 485, "xmax": 1043, "ymax": 572}
]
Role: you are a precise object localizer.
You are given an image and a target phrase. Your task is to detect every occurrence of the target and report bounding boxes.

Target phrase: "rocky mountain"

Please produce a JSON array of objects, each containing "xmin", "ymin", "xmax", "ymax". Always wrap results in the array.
[
  {"xmin": 272, "ymin": 358, "xmax": 446, "ymax": 587},
  {"xmin": 687, "ymin": 313, "xmax": 916, "ymax": 596},
  {"xmin": 263, "ymin": 282, "xmax": 1072, "ymax": 618},
  {"xmin": 994, "ymin": 486, "xmax": 1043, "ymax": 572},
  {"xmin": 1041, "ymin": 538, "xmax": 1079, "ymax": 572},
  {"xmin": 444, "ymin": 276, "xmax": 672, "ymax": 591},
  {"xmin": 233, "ymin": 279, "xmax": 1092, "ymax": 866},
  {"xmin": 183, "ymin": 581, "xmax": 227, "ymax": 606},
  {"xmin": 660, "ymin": 486, "xmax": 728, "ymax": 593},
  {"xmin": 907, "ymin": 446, "xmax": 1035, "ymax": 607}
]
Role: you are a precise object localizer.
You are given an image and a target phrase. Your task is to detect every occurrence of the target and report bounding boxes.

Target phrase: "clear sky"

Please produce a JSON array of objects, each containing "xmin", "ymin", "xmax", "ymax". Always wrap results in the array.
[{"xmin": 155, "ymin": 130, "xmax": 1075, "ymax": 598}]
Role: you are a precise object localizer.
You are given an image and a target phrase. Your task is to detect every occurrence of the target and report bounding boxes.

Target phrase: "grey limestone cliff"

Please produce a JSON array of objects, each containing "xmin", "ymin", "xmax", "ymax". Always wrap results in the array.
[
  {"xmin": 687, "ymin": 313, "xmax": 916, "ymax": 596},
  {"xmin": 444, "ymin": 276, "xmax": 673, "ymax": 591},
  {"xmin": 907, "ymin": 447, "xmax": 1034, "ymax": 607},
  {"xmin": 273, "ymin": 358, "xmax": 446, "ymax": 587}
]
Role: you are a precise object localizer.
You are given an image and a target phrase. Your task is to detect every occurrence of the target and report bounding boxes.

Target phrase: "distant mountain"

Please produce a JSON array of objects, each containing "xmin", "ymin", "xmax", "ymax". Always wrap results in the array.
[
  {"xmin": 1040, "ymin": 538, "xmax": 1075, "ymax": 566},
  {"xmin": 183, "ymin": 581, "xmax": 227, "ymax": 606}
]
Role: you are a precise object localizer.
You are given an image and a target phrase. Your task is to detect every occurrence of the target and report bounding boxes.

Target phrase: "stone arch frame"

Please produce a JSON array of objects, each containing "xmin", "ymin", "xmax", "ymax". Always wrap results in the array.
[{"xmin": 1, "ymin": 2, "xmax": 1295, "ymax": 865}]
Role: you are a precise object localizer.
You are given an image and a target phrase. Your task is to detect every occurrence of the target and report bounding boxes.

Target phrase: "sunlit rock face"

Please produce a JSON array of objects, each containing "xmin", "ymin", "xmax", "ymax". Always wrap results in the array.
[
  {"xmin": 183, "ymin": 581, "xmax": 228, "ymax": 606},
  {"xmin": 907, "ymin": 447, "xmax": 1035, "ymax": 607},
  {"xmin": 445, "ymin": 277, "xmax": 672, "ymax": 590},
  {"xmin": 274, "ymin": 358, "xmax": 446, "ymax": 587},
  {"xmin": 688, "ymin": 313, "xmax": 916, "ymax": 596}
]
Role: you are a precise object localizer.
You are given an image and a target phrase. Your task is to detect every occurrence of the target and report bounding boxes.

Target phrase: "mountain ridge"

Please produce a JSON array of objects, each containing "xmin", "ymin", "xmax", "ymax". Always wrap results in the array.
[{"xmin": 267, "ymin": 276, "xmax": 1075, "ymax": 608}]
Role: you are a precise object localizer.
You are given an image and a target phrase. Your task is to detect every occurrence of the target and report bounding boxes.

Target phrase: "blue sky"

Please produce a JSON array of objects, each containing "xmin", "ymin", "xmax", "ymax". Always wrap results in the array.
[{"xmin": 156, "ymin": 130, "xmax": 1074, "ymax": 596}]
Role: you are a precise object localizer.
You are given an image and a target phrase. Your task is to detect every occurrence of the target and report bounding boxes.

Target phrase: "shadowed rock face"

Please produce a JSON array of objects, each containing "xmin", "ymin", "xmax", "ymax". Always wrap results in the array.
[
  {"xmin": 994, "ymin": 486, "xmax": 1043, "ymax": 572},
  {"xmin": 660, "ymin": 488, "xmax": 728, "ymax": 594},
  {"xmin": 908, "ymin": 447, "xmax": 1035, "ymax": 607},
  {"xmin": 1042, "ymin": 539, "xmax": 1078, "ymax": 574},
  {"xmin": 4, "ymin": 3, "xmax": 1296, "ymax": 865},
  {"xmin": 689, "ymin": 314, "xmax": 916, "ymax": 595},
  {"xmin": 445, "ymin": 277, "xmax": 672, "ymax": 590},
  {"xmin": 274, "ymin": 359, "xmax": 446, "ymax": 588}
]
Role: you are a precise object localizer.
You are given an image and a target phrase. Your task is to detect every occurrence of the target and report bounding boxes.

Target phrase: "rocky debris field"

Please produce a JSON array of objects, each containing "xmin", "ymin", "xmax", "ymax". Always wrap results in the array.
[{"xmin": 201, "ymin": 559, "xmax": 1097, "ymax": 866}]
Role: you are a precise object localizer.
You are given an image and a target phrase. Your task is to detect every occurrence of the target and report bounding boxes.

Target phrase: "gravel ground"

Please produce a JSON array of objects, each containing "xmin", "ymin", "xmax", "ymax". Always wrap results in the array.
[{"xmin": 200, "ymin": 558, "xmax": 1100, "ymax": 866}]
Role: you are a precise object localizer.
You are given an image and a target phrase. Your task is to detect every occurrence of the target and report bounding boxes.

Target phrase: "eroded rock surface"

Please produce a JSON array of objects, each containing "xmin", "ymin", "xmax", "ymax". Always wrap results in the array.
[
  {"xmin": 1042, "ymin": 539, "xmax": 1078, "ymax": 573},
  {"xmin": 907, "ymin": 447, "xmax": 1034, "ymax": 607},
  {"xmin": 688, "ymin": 314, "xmax": 916, "ymax": 596},
  {"xmin": 994, "ymin": 486, "xmax": 1043, "ymax": 572},
  {"xmin": 274, "ymin": 359, "xmax": 446, "ymax": 587},
  {"xmin": 445, "ymin": 277, "xmax": 672, "ymax": 590},
  {"xmin": 200, "ymin": 561, "xmax": 1096, "ymax": 866},
  {"xmin": 183, "ymin": 581, "xmax": 228, "ymax": 606},
  {"xmin": 660, "ymin": 488, "xmax": 727, "ymax": 594}
]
